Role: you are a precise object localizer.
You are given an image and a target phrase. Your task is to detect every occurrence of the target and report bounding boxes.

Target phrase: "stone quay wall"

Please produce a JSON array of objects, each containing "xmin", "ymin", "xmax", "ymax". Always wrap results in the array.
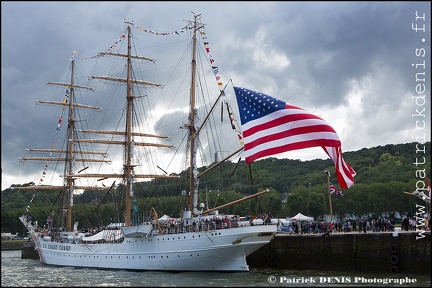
[{"xmin": 247, "ymin": 231, "xmax": 431, "ymax": 275}]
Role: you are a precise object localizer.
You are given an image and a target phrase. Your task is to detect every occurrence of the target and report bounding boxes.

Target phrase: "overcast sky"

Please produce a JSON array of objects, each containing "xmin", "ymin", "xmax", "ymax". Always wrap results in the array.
[{"xmin": 1, "ymin": 1, "xmax": 431, "ymax": 191}]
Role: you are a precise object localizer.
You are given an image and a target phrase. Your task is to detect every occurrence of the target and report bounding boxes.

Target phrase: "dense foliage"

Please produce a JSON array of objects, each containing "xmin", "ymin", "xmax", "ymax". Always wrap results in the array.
[{"xmin": 2, "ymin": 142, "xmax": 430, "ymax": 234}]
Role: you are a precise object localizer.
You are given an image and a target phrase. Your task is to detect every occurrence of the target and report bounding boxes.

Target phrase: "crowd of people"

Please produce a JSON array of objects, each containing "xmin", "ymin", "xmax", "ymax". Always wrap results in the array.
[
  {"xmin": 72, "ymin": 213, "xmax": 431, "ymax": 236},
  {"xmin": 278, "ymin": 217, "xmax": 427, "ymax": 234}
]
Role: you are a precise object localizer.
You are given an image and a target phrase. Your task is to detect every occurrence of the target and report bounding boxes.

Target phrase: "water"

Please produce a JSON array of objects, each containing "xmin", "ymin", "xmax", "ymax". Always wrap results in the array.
[{"xmin": 1, "ymin": 250, "xmax": 430, "ymax": 287}]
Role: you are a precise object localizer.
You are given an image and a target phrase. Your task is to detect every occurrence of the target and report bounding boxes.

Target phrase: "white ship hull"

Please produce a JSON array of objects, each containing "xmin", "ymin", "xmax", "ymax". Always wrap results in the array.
[{"xmin": 29, "ymin": 223, "xmax": 276, "ymax": 271}]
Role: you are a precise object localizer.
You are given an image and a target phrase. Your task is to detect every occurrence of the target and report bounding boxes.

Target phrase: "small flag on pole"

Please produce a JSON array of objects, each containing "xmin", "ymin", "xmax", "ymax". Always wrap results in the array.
[{"xmin": 330, "ymin": 182, "xmax": 344, "ymax": 196}]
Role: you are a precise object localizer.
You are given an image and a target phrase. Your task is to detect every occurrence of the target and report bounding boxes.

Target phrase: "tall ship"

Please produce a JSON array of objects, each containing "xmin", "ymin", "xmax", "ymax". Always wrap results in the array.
[{"xmin": 17, "ymin": 14, "xmax": 277, "ymax": 272}]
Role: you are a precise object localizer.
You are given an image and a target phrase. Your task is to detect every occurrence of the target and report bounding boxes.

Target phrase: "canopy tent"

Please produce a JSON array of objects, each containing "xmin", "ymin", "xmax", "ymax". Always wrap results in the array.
[
  {"xmin": 290, "ymin": 213, "xmax": 314, "ymax": 222},
  {"xmin": 158, "ymin": 214, "xmax": 171, "ymax": 222}
]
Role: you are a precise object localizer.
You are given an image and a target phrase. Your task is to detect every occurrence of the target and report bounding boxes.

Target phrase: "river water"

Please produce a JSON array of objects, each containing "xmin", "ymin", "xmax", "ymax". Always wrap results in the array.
[{"xmin": 1, "ymin": 250, "xmax": 430, "ymax": 287}]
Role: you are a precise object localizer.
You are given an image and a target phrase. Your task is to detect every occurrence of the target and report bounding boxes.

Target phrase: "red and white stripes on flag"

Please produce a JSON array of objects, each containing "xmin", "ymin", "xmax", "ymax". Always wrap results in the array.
[
  {"xmin": 234, "ymin": 86, "xmax": 356, "ymax": 189},
  {"xmin": 324, "ymin": 146, "xmax": 356, "ymax": 189}
]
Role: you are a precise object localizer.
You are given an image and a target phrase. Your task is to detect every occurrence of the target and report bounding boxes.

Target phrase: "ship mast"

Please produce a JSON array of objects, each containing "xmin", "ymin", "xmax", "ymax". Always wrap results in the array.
[
  {"xmin": 124, "ymin": 23, "xmax": 134, "ymax": 227},
  {"xmin": 188, "ymin": 13, "xmax": 204, "ymax": 216},
  {"xmin": 87, "ymin": 21, "xmax": 176, "ymax": 227},
  {"xmin": 64, "ymin": 58, "xmax": 76, "ymax": 231},
  {"xmin": 185, "ymin": 14, "xmax": 268, "ymax": 216},
  {"xmin": 18, "ymin": 55, "xmax": 100, "ymax": 232}
]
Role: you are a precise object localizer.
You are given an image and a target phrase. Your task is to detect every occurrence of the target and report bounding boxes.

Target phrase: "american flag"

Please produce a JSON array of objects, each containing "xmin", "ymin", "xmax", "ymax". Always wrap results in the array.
[
  {"xmin": 329, "ymin": 182, "xmax": 344, "ymax": 196},
  {"xmin": 234, "ymin": 86, "xmax": 356, "ymax": 189}
]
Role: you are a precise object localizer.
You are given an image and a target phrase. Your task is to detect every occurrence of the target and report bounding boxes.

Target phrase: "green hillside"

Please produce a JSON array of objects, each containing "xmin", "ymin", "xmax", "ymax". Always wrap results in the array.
[{"xmin": 2, "ymin": 141, "xmax": 430, "ymax": 234}]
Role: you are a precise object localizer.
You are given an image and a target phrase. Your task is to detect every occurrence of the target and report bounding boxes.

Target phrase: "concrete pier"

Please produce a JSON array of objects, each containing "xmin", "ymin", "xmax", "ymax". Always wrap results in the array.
[
  {"xmin": 247, "ymin": 230, "xmax": 431, "ymax": 274},
  {"xmin": 21, "ymin": 241, "xmax": 39, "ymax": 259}
]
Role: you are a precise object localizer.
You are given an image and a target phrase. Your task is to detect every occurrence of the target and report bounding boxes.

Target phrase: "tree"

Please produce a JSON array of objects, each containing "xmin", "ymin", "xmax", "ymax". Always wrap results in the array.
[{"xmin": 307, "ymin": 192, "xmax": 326, "ymax": 220}]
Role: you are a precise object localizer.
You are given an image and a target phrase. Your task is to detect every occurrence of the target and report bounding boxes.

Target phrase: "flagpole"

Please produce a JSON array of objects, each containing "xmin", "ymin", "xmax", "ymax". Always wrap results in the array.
[{"xmin": 325, "ymin": 170, "xmax": 333, "ymax": 223}]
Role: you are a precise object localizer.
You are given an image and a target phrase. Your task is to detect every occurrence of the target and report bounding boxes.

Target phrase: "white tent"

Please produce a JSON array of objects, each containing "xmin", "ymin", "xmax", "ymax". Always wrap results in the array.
[
  {"xmin": 158, "ymin": 214, "xmax": 171, "ymax": 223},
  {"xmin": 290, "ymin": 213, "xmax": 314, "ymax": 222}
]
